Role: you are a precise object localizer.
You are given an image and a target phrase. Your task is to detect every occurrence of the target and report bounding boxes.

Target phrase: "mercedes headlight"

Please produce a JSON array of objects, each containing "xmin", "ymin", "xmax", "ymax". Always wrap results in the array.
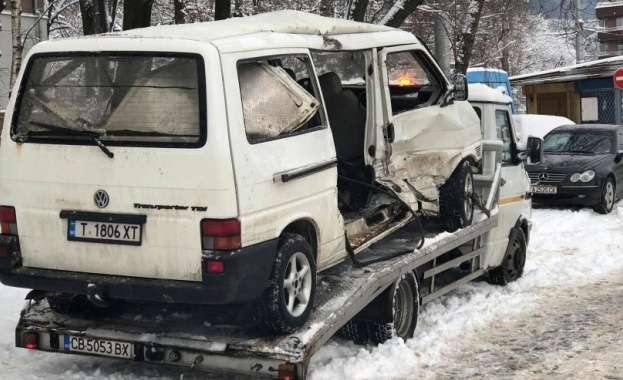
[{"xmin": 570, "ymin": 170, "xmax": 595, "ymax": 183}]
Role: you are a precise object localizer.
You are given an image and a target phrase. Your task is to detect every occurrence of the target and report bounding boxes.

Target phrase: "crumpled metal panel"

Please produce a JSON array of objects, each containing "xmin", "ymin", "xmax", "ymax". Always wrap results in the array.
[
  {"xmin": 105, "ymin": 60, "xmax": 200, "ymax": 137},
  {"xmin": 239, "ymin": 63, "xmax": 320, "ymax": 141}
]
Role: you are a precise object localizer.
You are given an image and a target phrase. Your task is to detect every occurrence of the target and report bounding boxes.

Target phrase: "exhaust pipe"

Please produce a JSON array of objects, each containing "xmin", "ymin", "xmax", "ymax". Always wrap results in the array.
[{"xmin": 86, "ymin": 283, "xmax": 111, "ymax": 307}]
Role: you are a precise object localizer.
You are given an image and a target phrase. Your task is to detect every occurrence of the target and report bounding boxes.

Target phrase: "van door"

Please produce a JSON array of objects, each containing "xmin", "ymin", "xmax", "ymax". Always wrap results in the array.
[
  {"xmin": 375, "ymin": 46, "xmax": 481, "ymax": 213},
  {"xmin": 221, "ymin": 50, "xmax": 345, "ymax": 271},
  {"xmin": 486, "ymin": 106, "xmax": 531, "ymax": 267}
]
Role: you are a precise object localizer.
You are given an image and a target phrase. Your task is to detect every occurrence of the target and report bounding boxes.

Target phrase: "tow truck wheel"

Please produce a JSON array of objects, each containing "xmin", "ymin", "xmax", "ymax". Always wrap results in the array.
[
  {"xmin": 487, "ymin": 228, "xmax": 527, "ymax": 286},
  {"xmin": 440, "ymin": 160, "xmax": 474, "ymax": 232},
  {"xmin": 339, "ymin": 320, "xmax": 369, "ymax": 345},
  {"xmin": 254, "ymin": 233, "xmax": 316, "ymax": 334},
  {"xmin": 369, "ymin": 271, "xmax": 419, "ymax": 344}
]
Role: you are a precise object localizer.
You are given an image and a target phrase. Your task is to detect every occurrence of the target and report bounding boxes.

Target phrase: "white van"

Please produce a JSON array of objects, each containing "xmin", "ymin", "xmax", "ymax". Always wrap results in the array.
[{"xmin": 0, "ymin": 11, "xmax": 481, "ymax": 333}]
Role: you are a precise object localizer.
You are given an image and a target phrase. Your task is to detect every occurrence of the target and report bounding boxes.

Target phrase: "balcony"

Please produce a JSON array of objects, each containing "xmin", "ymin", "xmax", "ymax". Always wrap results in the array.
[
  {"xmin": 597, "ymin": 1, "xmax": 623, "ymax": 8},
  {"xmin": 596, "ymin": 2, "xmax": 623, "ymax": 18},
  {"xmin": 598, "ymin": 50, "xmax": 623, "ymax": 58},
  {"xmin": 598, "ymin": 30, "xmax": 623, "ymax": 41}
]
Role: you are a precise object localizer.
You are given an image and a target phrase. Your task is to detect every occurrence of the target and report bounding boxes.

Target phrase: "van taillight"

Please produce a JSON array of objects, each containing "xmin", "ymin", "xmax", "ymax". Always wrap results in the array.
[
  {"xmin": 0, "ymin": 206, "xmax": 18, "ymax": 235},
  {"xmin": 201, "ymin": 218, "xmax": 241, "ymax": 250},
  {"xmin": 278, "ymin": 363, "xmax": 297, "ymax": 380},
  {"xmin": 22, "ymin": 332, "xmax": 39, "ymax": 349}
]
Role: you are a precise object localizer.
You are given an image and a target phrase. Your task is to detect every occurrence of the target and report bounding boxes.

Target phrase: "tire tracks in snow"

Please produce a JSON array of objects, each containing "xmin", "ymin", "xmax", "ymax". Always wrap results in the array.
[{"xmin": 434, "ymin": 272, "xmax": 623, "ymax": 379}]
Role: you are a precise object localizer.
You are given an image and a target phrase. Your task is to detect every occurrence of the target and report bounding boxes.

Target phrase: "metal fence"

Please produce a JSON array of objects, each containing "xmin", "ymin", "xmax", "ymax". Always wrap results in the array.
[{"xmin": 579, "ymin": 88, "xmax": 621, "ymax": 124}]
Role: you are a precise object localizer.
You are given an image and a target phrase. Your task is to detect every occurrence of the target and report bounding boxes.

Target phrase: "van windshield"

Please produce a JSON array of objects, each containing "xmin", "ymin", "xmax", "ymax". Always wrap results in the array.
[{"xmin": 12, "ymin": 53, "xmax": 205, "ymax": 148}]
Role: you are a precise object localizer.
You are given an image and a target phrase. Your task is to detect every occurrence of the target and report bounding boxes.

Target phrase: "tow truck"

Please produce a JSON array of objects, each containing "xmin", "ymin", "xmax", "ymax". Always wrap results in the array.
[
  {"xmin": 5, "ymin": 13, "xmax": 538, "ymax": 379},
  {"xmin": 14, "ymin": 83, "xmax": 539, "ymax": 378}
]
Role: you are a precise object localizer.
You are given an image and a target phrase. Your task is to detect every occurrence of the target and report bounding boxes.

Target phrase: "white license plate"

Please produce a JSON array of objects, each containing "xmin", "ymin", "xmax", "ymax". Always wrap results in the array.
[
  {"xmin": 63, "ymin": 335, "xmax": 133, "ymax": 359},
  {"xmin": 532, "ymin": 185, "xmax": 557, "ymax": 194},
  {"xmin": 68, "ymin": 220, "xmax": 142, "ymax": 245}
]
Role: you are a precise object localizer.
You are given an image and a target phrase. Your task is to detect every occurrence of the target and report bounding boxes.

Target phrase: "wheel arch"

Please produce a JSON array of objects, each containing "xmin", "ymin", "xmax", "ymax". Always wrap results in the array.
[
  {"xmin": 281, "ymin": 218, "xmax": 319, "ymax": 261},
  {"xmin": 519, "ymin": 217, "xmax": 530, "ymax": 245}
]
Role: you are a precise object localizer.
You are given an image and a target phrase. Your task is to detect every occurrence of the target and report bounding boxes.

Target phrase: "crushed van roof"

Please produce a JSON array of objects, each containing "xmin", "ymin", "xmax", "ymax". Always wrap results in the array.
[
  {"xmin": 32, "ymin": 11, "xmax": 417, "ymax": 53},
  {"xmin": 110, "ymin": 10, "xmax": 398, "ymax": 42}
]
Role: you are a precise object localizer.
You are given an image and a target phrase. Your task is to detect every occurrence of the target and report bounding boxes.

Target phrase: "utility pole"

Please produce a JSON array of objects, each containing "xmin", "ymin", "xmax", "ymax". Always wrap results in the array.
[
  {"xmin": 434, "ymin": 12, "xmax": 452, "ymax": 75},
  {"xmin": 575, "ymin": 0, "xmax": 584, "ymax": 63}
]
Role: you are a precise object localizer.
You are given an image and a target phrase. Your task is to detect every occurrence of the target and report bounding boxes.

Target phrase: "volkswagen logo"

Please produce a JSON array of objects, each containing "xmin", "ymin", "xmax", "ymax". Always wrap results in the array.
[
  {"xmin": 94, "ymin": 190, "xmax": 110, "ymax": 208},
  {"xmin": 538, "ymin": 172, "xmax": 549, "ymax": 181}
]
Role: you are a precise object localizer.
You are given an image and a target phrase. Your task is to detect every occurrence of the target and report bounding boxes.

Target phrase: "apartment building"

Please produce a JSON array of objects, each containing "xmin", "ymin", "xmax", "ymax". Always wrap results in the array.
[{"xmin": 597, "ymin": 0, "xmax": 623, "ymax": 58}]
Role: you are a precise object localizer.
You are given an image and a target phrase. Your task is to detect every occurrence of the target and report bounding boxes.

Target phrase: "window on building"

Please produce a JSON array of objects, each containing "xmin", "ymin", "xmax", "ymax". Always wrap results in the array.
[{"xmin": 616, "ymin": 17, "xmax": 623, "ymax": 27}]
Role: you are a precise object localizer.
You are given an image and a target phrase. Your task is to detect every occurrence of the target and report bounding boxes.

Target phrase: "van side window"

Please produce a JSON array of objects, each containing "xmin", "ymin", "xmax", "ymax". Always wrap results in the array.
[
  {"xmin": 618, "ymin": 128, "xmax": 623, "ymax": 151},
  {"xmin": 495, "ymin": 109, "xmax": 515, "ymax": 165},
  {"xmin": 472, "ymin": 106, "xmax": 483, "ymax": 133},
  {"xmin": 237, "ymin": 55, "xmax": 323, "ymax": 144},
  {"xmin": 385, "ymin": 50, "xmax": 443, "ymax": 114}
]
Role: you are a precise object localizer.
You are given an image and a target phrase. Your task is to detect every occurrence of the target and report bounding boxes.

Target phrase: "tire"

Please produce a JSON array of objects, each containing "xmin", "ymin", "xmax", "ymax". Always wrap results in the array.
[
  {"xmin": 487, "ymin": 228, "xmax": 527, "ymax": 286},
  {"xmin": 440, "ymin": 160, "xmax": 474, "ymax": 232},
  {"xmin": 593, "ymin": 177, "xmax": 615, "ymax": 214},
  {"xmin": 369, "ymin": 271, "xmax": 420, "ymax": 345},
  {"xmin": 254, "ymin": 233, "xmax": 316, "ymax": 334},
  {"xmin": 340, "ymin": 320, "xmax": 369, "ymax": 345},
  {"xmin": 47, "ymin": 294, "xmax": 97, "ymax": 315}
]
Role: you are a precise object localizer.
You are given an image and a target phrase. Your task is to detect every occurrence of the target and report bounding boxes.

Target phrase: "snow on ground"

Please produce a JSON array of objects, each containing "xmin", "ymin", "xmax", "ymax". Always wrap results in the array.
[
  {"xmin": 309, "ymin": 203, "xmax": 623, "ymax": 379},
  {"xmin": 1, "ymin": 203, "xmax": 623, "ymax": 379}
]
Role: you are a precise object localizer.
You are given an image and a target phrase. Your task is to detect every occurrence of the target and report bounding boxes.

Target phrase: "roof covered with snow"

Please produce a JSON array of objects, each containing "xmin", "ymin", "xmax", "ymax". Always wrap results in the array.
[
  {"xmin": 112, "ymin": 11, "xmax": 398, "ymax": 42},
  {"xmin": 35, "ymin": 10, "xmax": 417, "ymax": 54},
  {"xmin": 467, "ymin": 83, "xmax": 511, "ymax": 104},
  {"xmin": 510, "ymin": 55, "xmax": 623, "ymax": 86}
]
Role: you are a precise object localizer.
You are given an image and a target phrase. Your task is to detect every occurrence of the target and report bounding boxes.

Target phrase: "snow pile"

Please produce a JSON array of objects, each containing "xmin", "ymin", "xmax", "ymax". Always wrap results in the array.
[{"xmin": 308, "ymin": 203, "xmax": 623, "ymax": 379}]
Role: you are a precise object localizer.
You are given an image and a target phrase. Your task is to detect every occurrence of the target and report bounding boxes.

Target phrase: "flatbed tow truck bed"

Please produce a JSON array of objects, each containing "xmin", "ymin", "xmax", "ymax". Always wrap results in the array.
[{"xmin": 15, "ymin": 211, "xmax": 498, "ymax": 380}]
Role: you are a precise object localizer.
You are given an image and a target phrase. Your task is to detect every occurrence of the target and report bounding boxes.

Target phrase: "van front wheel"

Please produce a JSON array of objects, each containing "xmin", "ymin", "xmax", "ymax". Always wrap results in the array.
[
  {"xmin": 254, "ymin": 233, "xmax": 316, "ymax": 334},
  {"xmin": 440, "ymin": 161, "xmax": 474, "ymax": 232}
]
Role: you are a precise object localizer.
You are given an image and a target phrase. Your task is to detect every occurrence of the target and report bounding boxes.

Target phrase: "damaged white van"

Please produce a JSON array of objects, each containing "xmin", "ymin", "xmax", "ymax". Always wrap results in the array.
[{"xmin": 0, "ymin": 11, "xmax": 481, "ymax": 333}]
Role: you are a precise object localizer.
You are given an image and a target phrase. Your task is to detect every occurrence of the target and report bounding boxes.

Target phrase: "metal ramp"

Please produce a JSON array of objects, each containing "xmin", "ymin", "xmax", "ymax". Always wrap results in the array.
[{"xmin": 16, "ymin": 211, "xmax": 497, "ymax": 379}]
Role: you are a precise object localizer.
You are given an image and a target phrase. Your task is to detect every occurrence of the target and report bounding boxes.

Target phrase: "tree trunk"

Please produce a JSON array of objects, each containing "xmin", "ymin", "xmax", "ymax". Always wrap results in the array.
[
  {"xmin": 349, "ymin": 0, "xmax": 369, "ymax": 22},
  {"xmin": 381, "ymin": 0, "xmax": 425, "ymax": 28},
  {"xmin": 10, "ymin": 0, "xmax": 22, "ymax": 89},
  {"xmin": 319, "ymin": 0, "xmax": 334, "ymax": 17},
  {"xmin": 123, "ymin": 0, "xmax": 153, "ymax": 30},
  {"xmin": 174, "ymin": 0, "xmax": 186, "ymax": 24},
  {"xmin": 214, "ymin": 0, "xmax": 231, "ymax": 20},
  {"xmin": 454, "ymin": 0, "xmax": 486, "ymax": 74},
  {"xmin": 79, "ymin": 0, "xmax": 109, "ymax": 35}
]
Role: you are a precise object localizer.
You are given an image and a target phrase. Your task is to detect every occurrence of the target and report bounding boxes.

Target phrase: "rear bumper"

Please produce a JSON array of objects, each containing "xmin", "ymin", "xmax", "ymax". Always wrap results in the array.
[
  {"xmin": 532, "ymin": 184, "xmax": 601, "ymax": 206},
  {"xmin": 0, "ymin": 236, "xmax": 278, "ymax": 305}
]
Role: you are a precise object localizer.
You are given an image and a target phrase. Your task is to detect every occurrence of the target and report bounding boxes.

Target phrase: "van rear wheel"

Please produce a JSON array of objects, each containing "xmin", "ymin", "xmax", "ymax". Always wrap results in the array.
[
  {"xmin": 487, "ymin": 228, "xmax": 527, "ymax": 286},
  {"xmin": 254, "ymin": 233, "xmax": 316, "ymax": 334}
]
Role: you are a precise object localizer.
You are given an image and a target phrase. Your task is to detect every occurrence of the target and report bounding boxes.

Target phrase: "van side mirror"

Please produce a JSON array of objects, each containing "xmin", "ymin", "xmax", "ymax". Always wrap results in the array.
[
  {"xmin": 527, "ymin": 137, "xmax": 542, "ymax": 164},
  {"xmin": 451, "ymin": 73, "xmax": 468, "ymax": 101}
]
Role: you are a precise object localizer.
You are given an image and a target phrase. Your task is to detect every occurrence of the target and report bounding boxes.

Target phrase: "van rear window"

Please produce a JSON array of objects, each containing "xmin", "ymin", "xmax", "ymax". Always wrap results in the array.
[{"xmin": 12, "ymin": 53, "xmax": 206, "ymax": 148}]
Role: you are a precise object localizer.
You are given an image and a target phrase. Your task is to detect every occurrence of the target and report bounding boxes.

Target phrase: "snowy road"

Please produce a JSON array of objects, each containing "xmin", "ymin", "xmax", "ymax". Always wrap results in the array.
[{"xmin": 2, "ymin": 204, "xmax": 623, "ymax": 379}]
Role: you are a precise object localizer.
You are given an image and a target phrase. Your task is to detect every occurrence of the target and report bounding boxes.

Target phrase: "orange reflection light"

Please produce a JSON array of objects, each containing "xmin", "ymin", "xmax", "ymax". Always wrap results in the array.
[{"xmin": 398, "ymin": 77, "xmax": 414, "ymax": 86}]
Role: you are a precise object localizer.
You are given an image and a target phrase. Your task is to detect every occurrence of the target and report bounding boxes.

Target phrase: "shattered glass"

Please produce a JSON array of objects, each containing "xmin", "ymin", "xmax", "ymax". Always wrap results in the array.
[{"xmin": 238, "ymin": 62, "xmax": 320, "ymax": 143}]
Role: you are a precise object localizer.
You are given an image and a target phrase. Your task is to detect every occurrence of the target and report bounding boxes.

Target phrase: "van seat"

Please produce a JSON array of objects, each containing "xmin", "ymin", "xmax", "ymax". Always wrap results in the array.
[{"xmin": 319, "ymin": 72, "xmax": 366, "ymax": 164}]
